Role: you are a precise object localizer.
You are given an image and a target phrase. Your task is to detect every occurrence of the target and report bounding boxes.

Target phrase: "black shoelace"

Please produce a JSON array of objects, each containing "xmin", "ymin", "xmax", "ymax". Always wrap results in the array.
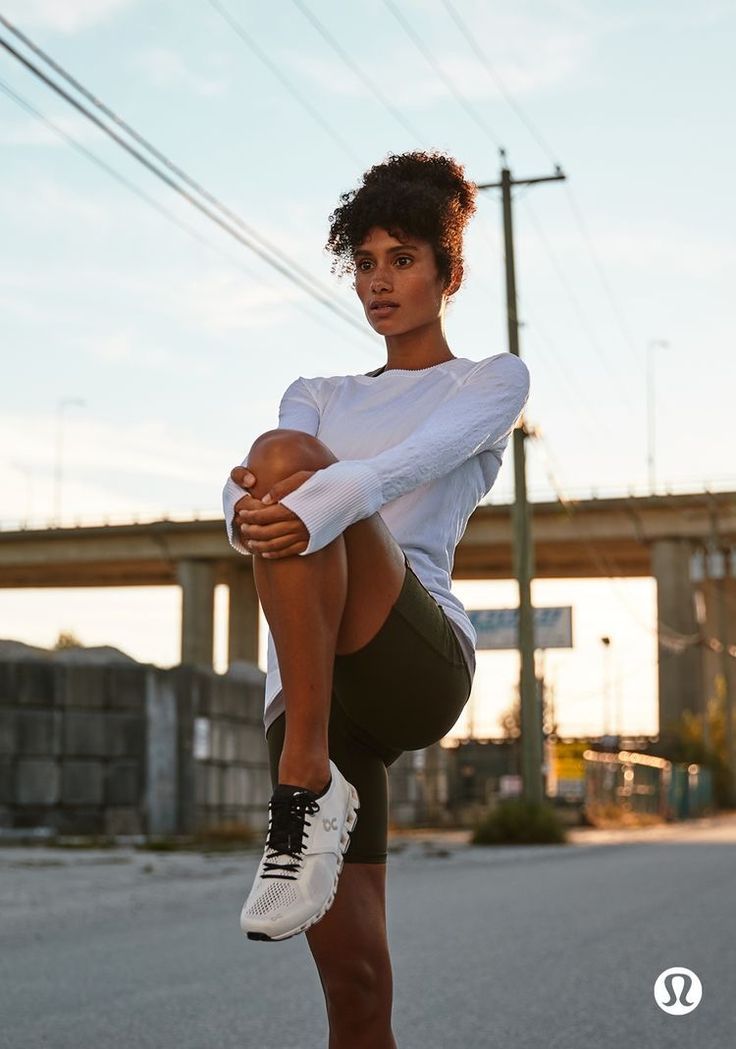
[{"xmin": 261, "ymin": 790, "xmax": 321, "ymax": 880}]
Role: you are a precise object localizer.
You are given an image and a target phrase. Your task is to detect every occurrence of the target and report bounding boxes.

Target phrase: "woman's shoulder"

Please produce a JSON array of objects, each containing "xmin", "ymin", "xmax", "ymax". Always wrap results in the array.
[{"xmin": 461, "ymin": 352, "xmax": 530, "ymax": 393}]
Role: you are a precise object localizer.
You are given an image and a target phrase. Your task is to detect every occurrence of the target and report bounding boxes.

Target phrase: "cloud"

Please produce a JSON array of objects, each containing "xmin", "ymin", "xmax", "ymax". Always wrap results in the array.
[
  {"xmin": 132, "ymin": 47, "xmax": 228, "ymax": 98},
  {"xmin": 283, "ymin": 5, "xmax": 594, "ymax": 106},
  {"xmin": 0, "ymin": 111, "xmax": 102, "ymax": 148},
  {"xmin": 173, "ymin": 268, "xmax": 310, "ymax": 334},
  {"xmin": 0, "ymin": 0, "xmax": 138, "ymax": 34},
  {"xmin": 0, "ymin": 177, "xmax": 110, "ymax": 229},
  {"xmin": 516, "ymin": 211, "xmax": 736, "ymax": 281},
  {"xmin": 72, "ymin": 330, "xmax": 213, "ymax": 375},
  {"xmin": 0, "ymin": 407, "xmax": 277, "ymax": 528}
]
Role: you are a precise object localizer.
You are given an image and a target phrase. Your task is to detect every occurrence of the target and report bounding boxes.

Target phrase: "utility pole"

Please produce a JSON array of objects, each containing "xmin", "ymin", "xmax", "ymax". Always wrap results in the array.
[{"xmin": 477, "ymin": 149, "xmax": 566, "ymax": 806}]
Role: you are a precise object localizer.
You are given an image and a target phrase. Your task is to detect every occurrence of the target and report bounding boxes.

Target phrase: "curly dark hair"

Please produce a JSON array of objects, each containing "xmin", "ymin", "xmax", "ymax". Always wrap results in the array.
[{"xmin": 325, "ymin": 150, "xmax": 477, "ymax": 295}]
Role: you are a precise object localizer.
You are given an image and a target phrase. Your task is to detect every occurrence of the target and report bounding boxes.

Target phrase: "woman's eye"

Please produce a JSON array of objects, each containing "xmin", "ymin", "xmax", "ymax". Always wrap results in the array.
[{"xmin": 395, "ymin": 256, "xmax": 413, "ymax": 266}]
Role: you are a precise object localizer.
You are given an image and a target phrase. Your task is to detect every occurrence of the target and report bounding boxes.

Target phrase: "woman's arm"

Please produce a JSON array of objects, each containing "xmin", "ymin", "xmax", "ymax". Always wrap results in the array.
[
  {"xmin": 278, "ymin": 353, "xmax": 530, "ymax": 557},
  {"xmin": 222, "ymin": 377, "xmax": 320, "ymax": 556}
]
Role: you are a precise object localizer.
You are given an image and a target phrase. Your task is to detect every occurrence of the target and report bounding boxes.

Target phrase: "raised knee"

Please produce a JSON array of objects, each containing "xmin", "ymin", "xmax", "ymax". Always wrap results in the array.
[{"xmin": 246, "ymin": 430, "xmax": 338, "ymax": 492}]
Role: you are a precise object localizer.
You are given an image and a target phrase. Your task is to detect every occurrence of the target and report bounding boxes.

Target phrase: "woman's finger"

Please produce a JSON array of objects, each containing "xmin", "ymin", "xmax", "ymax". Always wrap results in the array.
[
  {"xmin": 259, "ymin": 540, "xmax": 308, "ymax": 559},
  {"xmin": 246, "ymin": 529, "xmax": 307, "ymax": 553},
  {"xmin": 239, "ymin": 519, "xmax": 301, "ymax": 542},
  {"xmin": 237, "ymin": 502, "xmax": 297, "ymax": 525}
]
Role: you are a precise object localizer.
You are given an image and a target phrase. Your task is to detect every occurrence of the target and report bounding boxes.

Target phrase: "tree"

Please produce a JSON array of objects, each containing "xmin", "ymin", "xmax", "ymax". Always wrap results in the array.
[{"xmin": 54, "ymin": 630, "xmax": 82, "ymax": 650}]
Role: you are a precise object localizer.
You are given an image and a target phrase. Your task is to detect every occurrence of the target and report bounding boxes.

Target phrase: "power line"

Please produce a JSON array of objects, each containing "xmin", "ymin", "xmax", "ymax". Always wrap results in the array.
[
  {"xmin": 439, "ymin": 0, "xmax": 560, "ymax": 165},
  {"xmin": 0, "ymin": 78, "xmax": 371, "ymax": 359},
  {"xmin": 519, "ymin": 193, "xmax": 640, "ymax": 413},
  {"xmin": 431, "ymin": 4, "xmax": 647, "ymax": 384},
  {"xmin": 382, "ymin": 0, "xmax": 503, "ymax": 150},
  {"xmin": 0, "ymin": 17, "xmax": 370, "ymax": 339},
  {"xmin": 289, "ymin": 0, "xmax": 426, "ymax": 143},
  {"xmin": 562, "ymin": 183, "xmax": 643, "ymax": 370},
  {"xmin": 204, "ymin": 0, "xmax": 362, "ymax": 165}
]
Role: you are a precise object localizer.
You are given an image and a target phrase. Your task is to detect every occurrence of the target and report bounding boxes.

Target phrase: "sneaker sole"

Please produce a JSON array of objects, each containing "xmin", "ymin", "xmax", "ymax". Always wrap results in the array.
[{"xmin": 245, "ymin": 781, "xmax": 360, "ymax": 942}]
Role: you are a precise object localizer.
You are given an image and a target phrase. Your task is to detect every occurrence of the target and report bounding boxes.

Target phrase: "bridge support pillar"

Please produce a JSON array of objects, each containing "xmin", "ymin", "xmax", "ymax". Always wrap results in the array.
[
  {"xmin": 226, "ymin": 561, "xmax": 259, "ymax": 666},
  {"xmin": 176, "ymin": 559, "xmax": 215, "ymax": 667},
  {"xmin": 650, "ymin": 538, "xmax": 703, "ymax": 751}
]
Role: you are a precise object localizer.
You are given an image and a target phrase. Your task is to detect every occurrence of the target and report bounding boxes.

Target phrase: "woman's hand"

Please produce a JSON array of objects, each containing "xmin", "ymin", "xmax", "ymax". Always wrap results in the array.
[{"xmin": 231, "ymin": 468, "xmax": 317, "ymax": 559}]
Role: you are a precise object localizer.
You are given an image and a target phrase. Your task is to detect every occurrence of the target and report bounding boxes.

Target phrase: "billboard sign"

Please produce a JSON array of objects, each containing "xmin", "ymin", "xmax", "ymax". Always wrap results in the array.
[{"xmin": 467, "ymin": 606, "xmax": 573, "ymax": 650}]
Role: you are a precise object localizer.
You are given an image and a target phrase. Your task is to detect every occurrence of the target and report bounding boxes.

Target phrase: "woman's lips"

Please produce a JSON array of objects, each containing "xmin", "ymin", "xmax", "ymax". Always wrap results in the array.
[{"xmin": 370, "ymin": 304, "xmax": 399, "ymax": 316}]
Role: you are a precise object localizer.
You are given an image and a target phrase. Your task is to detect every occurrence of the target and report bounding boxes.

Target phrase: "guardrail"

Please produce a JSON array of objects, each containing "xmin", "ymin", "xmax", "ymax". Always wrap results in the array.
[
  {"xmin": 583, "ymin": 749, "xmax": 714, "ymax": 822},
  {"xmin": 2, "ymin": 477, "xmax": 735, "ymax": 533}
]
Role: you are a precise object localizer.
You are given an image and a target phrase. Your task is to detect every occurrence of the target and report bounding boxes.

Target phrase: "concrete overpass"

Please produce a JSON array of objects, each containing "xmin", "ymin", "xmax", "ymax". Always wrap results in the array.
[{"xmin": 2, "ymin": 490, "xmax": 735, "ymax": 745}]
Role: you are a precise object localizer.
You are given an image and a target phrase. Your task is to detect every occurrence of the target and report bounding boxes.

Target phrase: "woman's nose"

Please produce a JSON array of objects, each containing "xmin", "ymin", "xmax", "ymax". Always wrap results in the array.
[{"xmin": 371, "ymin": 270, "xmax": 391, "ymax": 290}]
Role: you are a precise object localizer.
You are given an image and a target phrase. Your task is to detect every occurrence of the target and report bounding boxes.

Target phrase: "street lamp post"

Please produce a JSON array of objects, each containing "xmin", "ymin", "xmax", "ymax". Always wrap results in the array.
[
  {"xmin": 53, "ymin": 397, "xmax": 85, "ymax": 525},
  {"xmin": 646, "ymin": 339, "xmax": 669, "ymax": 494},
  {"xmin": 601, "ymin": 635, "xmax": 612, "ymax": 739}
]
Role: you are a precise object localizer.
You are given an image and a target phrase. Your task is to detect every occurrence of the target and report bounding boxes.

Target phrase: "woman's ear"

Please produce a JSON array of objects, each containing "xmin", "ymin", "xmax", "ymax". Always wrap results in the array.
[{"xmin": 445, "ymin": 262, "xmax": 463, "ymax": 298}]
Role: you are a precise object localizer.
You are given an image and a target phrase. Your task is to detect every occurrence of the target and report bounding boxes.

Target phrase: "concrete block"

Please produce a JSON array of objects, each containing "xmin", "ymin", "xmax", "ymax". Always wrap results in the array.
[
  {"xmin": 16, "ymin": 759, "xmax": 60, "ymax": 805},
  {"xmin": 180, "ymin": 667, "xmax": 211, "ymax": 718},
  {"xmin": 244, "ymin": 725, "xmax": 266, "ymax": 762},
  {"xmin": 211, "ymin": 680, "xmax": 227, "ymax": 717},
  {"xmin": 210, "ymin": 723, "xmax": 224, "ymax": 761},
  {"xmin": 224, "ymin": 682, "xmax": 243, "ymax": 718},
  {"xmin": 63, "ymin": 712, "xmax": 106, "ymax": 756},
  {"xmin": 16, "ymin": 710, "xmax": 62, "ymax": 756},
  {"xmin": 61, "ymin": 761, "xmax": 104, "ymax": 805},
  {"xmin": 13, "ymin": 806, "xmax": 58, "ymax": 831},
  {"xmin": 15, "ymin": 661, "xmax": 57, "ymax": 707},
  {"xmin": 0, "ymin": 710, "xmax": 17, "ymax": 755},
  {"xmin": 60, "ymin": 665, "xmax": 107, "ymax": 709},
  {"xmin": 106, "ymin": 762, "xmax": 141, "ymax": 806},
  {"xmin": 105, "ymin": 713, "xmax": 145, "ymax": 758},
  {"xmin": 195, "ymin": 765, "xmax": 208, "ymax": 806},
  {"xmin": 105, "ymin": 807, "xmax": 142, "ymax": 836},
  {"xmin": 233, "ymin": 725, "xmax": 247, "ymax": 763},
  {"xmin": 0, "ymin": 758, "xmax": 13, "ymax": 803},
  {"xmin": 56, "ymin": 808, "xmax": 103, "ymax": 836},
  {"xmin": 205, "ymin": 764, "xmax": 223, "ymax": 807},
  {"xmin": 107, "ymin": 667, "xmax": 146, "ymax": 711},
  {"xmin": 222, "ymin": 727, "xmax": 236, "ymax": 764},
  {"xmin": 223, "ymin": 766, "xmax": 247, "ymax": 806},
  {"xmin": 0, "ymin": 663, "xmax": 18, "ymax": 704},
  {"xmin": 145, "ymin": 674, "xmax": 177, "ymax": 835}
]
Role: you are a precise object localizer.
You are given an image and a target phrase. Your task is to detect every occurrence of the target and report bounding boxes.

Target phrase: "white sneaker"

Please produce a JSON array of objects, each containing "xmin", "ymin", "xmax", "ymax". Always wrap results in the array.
[{"xmin": 241, "ymin": 758, "xmax": 360, "ymax": 941}]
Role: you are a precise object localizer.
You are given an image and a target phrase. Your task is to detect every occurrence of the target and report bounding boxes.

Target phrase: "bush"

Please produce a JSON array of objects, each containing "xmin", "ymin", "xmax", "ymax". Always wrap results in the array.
[{"xmin": 471, "ymin": 798, "xmax": 568, "ymax": 845}]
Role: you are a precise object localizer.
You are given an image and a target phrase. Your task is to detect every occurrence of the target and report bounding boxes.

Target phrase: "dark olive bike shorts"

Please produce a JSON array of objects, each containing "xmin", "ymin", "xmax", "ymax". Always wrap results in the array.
[{"xmin": 265, "ymin": 552, "xmax": 473, "ymax": 865}]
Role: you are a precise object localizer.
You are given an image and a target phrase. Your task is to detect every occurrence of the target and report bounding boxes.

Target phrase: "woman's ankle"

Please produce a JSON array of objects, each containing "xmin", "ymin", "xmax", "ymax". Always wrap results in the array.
[{"xmin": 277, "ymin": 762, "xmax": 331, "ymax": 794}]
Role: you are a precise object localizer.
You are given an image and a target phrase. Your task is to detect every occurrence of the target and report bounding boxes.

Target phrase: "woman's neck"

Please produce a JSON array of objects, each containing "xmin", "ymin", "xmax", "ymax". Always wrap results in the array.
[{"xmin": 383, "ymin": 319, "xmax": 454, "ymax": 372}]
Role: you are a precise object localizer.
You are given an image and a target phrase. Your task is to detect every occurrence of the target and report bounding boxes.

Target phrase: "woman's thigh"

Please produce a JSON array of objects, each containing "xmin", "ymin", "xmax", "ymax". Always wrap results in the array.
[{"xmin": 332, "ymin": 558, "xmax": 473, "ymax": 753}]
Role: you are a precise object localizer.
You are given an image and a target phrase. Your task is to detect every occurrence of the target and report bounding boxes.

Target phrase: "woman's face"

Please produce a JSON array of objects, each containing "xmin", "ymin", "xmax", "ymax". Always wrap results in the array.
[{"xmin": 352, "ymin": 226, "xmax": 452, "ymax": 335}]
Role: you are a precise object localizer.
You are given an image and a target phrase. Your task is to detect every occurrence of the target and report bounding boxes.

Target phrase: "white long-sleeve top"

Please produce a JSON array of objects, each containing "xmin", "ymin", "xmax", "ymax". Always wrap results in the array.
[{"xmin": 222, "ymin": 352, "xmax": 530, "ymax": 736}]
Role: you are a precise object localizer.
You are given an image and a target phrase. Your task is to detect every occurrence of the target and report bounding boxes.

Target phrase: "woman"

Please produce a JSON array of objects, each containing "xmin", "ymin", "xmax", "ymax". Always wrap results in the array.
[{"xmin": 222, "ymin": 150, "xmax": 529, "ymax": 1048}]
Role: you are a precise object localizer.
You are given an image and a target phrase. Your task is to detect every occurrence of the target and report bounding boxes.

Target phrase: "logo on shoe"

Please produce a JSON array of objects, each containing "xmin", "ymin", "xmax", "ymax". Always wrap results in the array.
[{"xmin": 323, "ymin": 816, "xmax": 338, "ymax": 832}]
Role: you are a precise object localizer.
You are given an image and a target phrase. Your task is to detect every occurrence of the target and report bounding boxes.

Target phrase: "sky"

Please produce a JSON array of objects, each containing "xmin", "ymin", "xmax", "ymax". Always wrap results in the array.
[{"xmin": 1, "ymin": 0, "xmax": 733, "ymax": 739}]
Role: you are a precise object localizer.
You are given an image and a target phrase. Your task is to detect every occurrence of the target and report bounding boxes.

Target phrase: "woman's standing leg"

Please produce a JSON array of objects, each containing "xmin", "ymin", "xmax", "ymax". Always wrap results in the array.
[{"xmin": 305, "ymin": 863, "xmax": 397, "ymax": 1049}]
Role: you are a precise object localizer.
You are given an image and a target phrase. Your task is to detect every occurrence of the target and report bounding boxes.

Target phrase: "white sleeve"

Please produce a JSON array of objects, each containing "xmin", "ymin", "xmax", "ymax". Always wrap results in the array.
[
  {"xmin": 279, "ymin": 353, "xmax": 530, "ymax": 556},
  {"xmin": 221, "ymin": 377, "xmax": 320, "ymax": 555}
]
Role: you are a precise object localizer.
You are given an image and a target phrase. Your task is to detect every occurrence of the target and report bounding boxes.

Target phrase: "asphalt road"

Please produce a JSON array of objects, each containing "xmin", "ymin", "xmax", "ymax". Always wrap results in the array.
[{"xmin": 1, "ymin": 815, "xmax": 735, "ymax": 1049}]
